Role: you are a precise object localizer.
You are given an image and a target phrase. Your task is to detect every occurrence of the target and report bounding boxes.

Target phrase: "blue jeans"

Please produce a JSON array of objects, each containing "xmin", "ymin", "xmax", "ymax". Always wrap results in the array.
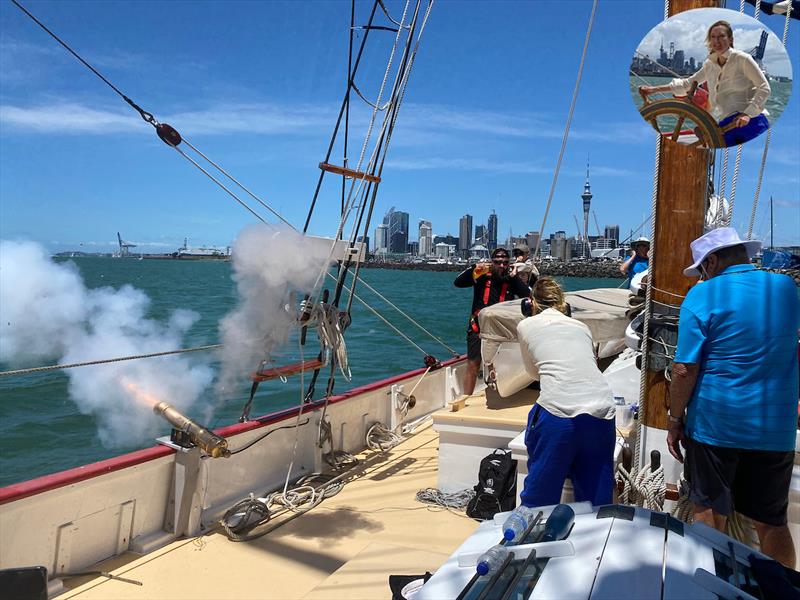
[
  {"xmin": 520, "ymin": 405, "xmax": 615, "ymax": 508},
  {"xmin": 720, "ymin": 113, "xmax": 769, "ymax": 147}
]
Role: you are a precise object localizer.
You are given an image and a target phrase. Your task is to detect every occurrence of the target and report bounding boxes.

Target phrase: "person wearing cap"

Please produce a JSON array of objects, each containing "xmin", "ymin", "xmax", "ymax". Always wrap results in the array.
[
  {"xmin": 666, "ymin": 227, "xmax": 799, "ymax": 568},
  {"xmin": 454, "ymin": 247, "xmax": 531, "ymax": 395},
  {"xmin": 511, "ymin": 247, "xmax": 540, "ymax": 286},
  {"xmin": 620, "ymin": 237, "xmax": 650, "ymax": 290}
]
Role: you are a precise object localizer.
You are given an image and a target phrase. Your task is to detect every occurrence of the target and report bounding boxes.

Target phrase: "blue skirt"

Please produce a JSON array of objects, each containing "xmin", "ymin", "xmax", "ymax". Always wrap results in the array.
[{"xmin": 720, "ymin": 113, "xmax": 769, "ymax": 147}]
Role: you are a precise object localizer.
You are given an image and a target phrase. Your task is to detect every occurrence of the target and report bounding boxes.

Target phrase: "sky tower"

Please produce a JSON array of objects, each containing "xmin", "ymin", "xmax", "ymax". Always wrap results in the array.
[{"xmin": 581, "ymin": 159, "xmax": 592, "ymax": 257}]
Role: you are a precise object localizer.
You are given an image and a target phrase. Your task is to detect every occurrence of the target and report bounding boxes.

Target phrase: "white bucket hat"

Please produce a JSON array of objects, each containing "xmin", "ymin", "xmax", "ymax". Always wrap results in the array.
[
  {"xmin": 683, "ymin": 227, "xmax": 761, "ymax": 276},
  {"xmin": 632, "ymin": 236, "xmax": 650, "ymax": 248}
]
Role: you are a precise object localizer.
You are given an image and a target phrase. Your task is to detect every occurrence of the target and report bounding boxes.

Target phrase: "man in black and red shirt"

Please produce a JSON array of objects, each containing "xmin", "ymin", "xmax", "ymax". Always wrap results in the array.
[{"xmin": 454, "ymin": 247, "xmax": 531, "ymax": 395}]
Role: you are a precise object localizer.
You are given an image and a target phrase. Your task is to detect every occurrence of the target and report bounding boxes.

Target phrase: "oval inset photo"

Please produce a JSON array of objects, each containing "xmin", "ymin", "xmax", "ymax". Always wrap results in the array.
[{"xmin": 630, "ymin": 7, "xmax": 793, "ymax": 148}]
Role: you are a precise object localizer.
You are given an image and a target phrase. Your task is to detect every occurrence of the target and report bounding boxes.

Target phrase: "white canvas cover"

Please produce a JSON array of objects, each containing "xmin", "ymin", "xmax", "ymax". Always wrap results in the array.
[{"xmin": 478, "ymin": 288, "xmax": 631, "ymax": 397}]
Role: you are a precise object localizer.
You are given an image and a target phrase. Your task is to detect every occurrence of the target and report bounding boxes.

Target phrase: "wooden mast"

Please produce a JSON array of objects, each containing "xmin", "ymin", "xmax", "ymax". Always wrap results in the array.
[{"xmin": 642, "ymin": 0, "xmax": 720, "ymax": 431}]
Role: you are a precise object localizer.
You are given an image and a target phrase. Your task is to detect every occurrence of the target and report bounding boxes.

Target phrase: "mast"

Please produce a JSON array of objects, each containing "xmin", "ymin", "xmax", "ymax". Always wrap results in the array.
[{"xmin": 640, "ymin": 0, "xmax": 719, "ymax": 441}]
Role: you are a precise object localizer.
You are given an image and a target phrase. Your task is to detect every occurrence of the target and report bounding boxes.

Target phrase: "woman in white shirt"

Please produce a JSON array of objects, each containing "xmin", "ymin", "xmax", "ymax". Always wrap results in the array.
[
  {"xmin": 640, "ymin": 20, "xmax": 770, "ymax": 146},
  {"xmin": 516, "ymin": 278, "xmax": 616, "ymax": 507}
]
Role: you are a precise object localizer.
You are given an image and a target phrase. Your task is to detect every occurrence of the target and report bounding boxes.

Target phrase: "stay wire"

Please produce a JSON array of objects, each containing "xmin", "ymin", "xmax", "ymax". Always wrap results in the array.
[
  {"xmin": 181, "ymin": 139, "xmax": 296, "ymax": 230},
  {"xmin": 534, "ymin": 0, "xmax": 599, "ymax": 259},
  {"xmin": 10, "ymin": 0, "xmax": 157, "ymax": 126}
]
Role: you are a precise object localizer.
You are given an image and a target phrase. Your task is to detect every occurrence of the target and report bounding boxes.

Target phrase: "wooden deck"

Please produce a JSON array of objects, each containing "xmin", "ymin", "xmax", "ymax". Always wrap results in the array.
[{"xmin": 60, "ymin": 422, "xmax": 483, "ymax": 600}]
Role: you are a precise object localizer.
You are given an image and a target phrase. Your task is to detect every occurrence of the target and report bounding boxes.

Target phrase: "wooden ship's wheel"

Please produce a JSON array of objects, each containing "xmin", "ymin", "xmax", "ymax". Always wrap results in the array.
[{"xmin": 638, "ymin": 82, "xmax": 730, "ymax": 148}]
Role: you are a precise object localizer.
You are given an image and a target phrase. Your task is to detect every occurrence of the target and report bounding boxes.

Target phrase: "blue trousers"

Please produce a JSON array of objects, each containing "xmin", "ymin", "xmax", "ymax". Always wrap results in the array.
[
  {"xmin": 520, "ymin": 405, "xmax": 615, "ymax": 508},
  {"xmin": 720, "ymin": 113, "xmax": 769, "ymax": 147}
]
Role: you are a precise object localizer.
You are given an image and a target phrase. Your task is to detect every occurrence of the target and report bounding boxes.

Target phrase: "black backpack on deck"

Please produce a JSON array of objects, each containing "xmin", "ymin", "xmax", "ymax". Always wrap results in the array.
[{"xmin": 466, "ymin": 449, "xmax": 517, "ymax": 520}]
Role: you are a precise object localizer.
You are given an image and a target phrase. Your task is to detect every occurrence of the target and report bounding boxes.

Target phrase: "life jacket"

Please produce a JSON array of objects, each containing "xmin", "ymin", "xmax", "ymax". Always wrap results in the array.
[{"xmin": 470, "ymin": 277, "xmax": 508, "ymax": 333}]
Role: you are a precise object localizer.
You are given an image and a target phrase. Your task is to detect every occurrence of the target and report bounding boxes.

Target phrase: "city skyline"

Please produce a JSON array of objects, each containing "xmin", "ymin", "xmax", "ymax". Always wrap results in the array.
[{"xmin": 2, "ymin": 2, "xmax": 797, "ymax": 252}]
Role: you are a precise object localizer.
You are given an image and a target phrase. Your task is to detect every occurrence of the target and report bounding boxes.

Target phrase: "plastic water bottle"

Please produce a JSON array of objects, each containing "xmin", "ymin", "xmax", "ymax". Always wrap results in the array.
[
  {"xmin": 502, "ymin": 506, "xmax": 534, "ymax": 542},
  {"xmin": 541, "ymin": 504, "xmax": 575, "ymax": 542},
  {"xmin": 476, "ymin": 544, "xmax": 510, "ymax": 576}
]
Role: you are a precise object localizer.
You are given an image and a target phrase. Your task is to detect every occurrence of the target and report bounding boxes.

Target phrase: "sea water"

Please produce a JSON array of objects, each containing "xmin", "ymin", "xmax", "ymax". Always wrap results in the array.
[{"xmin": 0, "ymin": 258, "xmax": 619, "ymax": 486}]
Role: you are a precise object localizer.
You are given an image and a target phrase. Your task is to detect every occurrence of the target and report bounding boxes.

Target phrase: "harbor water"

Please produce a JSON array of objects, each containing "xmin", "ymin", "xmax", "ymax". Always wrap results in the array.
[{"xmin": 0, "ymin": 257, "xmax": 620, "ymax": 486}]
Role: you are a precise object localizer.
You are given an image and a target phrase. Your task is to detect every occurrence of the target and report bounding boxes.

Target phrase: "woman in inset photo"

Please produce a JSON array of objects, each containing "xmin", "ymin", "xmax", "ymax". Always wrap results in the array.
[{"xmin": 639, "ymin": 20, "xmax": 770, "ymax": 147}]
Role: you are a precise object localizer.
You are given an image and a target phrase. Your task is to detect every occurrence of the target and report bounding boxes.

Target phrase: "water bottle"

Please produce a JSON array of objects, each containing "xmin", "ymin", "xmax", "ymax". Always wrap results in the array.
[
  {"xmin": 502, "ymin": 506, "xmax": 534, "ymax": 543},
  {"xmin": 475, "ymin": 544, "xmax": 510, "ymax": 576},
  {"xmin": 541, "ymin": 504, "xmax": 575, "ymax": 542}
]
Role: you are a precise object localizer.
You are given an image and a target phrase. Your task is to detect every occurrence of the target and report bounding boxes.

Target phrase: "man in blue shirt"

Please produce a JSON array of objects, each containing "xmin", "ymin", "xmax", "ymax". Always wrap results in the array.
[
  {"xmin": 619, "ymin": 237, "xmax": 649, "ymax": 290},
  {"xmin": 667, "ymin": 227, "xmax": 799, "ymax": 568}
]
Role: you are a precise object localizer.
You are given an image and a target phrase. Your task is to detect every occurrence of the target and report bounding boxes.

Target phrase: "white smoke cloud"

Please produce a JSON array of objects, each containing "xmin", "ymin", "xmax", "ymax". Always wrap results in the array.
[
  {"xmin": 0, "ymin": 240, "xmax": 213, "ymax": 446},
  {"xmin": 217, "ymin": 224, "xmax": 333, "ymax": 392}
]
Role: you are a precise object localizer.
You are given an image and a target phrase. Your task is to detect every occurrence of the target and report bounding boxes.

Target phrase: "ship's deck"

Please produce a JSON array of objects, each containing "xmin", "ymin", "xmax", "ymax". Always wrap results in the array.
[{"xmin": 60, "ymin": 394, "xmax": 527, "ymax": 600}]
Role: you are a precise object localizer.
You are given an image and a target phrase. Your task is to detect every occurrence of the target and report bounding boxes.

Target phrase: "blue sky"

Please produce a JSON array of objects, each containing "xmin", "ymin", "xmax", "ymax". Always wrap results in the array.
[{"xmin": 1, "ymin": 0, "xmax": 798, "ymax": 251}]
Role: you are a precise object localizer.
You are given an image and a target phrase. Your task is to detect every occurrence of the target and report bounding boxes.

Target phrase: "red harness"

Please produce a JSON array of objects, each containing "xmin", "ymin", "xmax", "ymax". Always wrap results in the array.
[{"xmin": 470, "ymin": 277, "xmax": 508, "ymax": 333}]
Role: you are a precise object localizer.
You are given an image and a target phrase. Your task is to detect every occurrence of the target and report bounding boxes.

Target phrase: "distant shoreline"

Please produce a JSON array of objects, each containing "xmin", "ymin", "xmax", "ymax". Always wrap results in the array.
[{"xmin": 361, "ymin": 260, "xmax": 626, "ymax": 279}]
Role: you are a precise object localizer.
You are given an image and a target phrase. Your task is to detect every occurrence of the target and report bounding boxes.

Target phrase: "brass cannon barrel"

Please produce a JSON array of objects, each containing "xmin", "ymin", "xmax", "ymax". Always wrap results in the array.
[{"xmin": 153, "ymin": 401, "xmax": 230, "ymax": 458}]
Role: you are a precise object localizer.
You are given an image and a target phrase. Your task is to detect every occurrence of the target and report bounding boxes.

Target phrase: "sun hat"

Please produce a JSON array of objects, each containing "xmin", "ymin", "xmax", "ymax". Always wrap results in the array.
[
  {"xmin": 683, "ymin": 227, "xmax": 761, "ymax": 276},
  {"xmin": 632, "ymin": 236, "xmax": 650, "ymax": 248}
]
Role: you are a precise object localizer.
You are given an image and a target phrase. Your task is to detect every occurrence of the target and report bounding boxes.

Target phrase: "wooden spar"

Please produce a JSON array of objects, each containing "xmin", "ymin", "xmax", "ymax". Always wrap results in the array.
[{"xmin": 641, "ymin": 0, "xmax": 719, "ymax": 431}]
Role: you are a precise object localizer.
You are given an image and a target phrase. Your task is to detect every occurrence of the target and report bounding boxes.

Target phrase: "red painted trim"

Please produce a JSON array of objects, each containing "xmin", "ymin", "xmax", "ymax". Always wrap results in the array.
[
  {"xmin": 0, "ymin": 446, "xmax": 174, "ymax": 506},
  {"xmin": 0, "ymin": 355, "xmax": 467, "ymax": 505}
]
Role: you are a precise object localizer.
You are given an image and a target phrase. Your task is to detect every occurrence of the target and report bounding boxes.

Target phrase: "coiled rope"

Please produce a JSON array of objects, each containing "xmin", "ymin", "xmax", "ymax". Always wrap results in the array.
[
  {"xmin": 615, "ymin": 463, "xmax": 665, "ymax": 511},
  {"xmin": 415, "ymin": 488, "xmax": 475, "ymax": 510},
  {"xmin": 366, "ymin": 422, "xmax": 403, "ymax": 451}
]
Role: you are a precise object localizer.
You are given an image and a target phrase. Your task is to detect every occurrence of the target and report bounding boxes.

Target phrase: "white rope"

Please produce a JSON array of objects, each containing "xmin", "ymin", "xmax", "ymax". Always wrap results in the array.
[
  {"xmin": 725, "ymin": 145, "xmax": 743, "ymax": 226},
  {"xmin": 366, "ymin": 422, "xmax": 403, "ymax": 451},
  {"xmin": 633, "ymin": 135, "xmax": 661, "ymax": 470},
  {"xmin": 616, "ymin": 463, "xmax": 665, "ymax": 510},
  {"xmin": 354, "ymin": 274, "xmax": 458, "ymax": 355},
  {"xmin": 328, "ymin": 271, "xmax": 430, "ymax": 356},
  {"xmin": 747, "ymin": 128, "xmax": 771, "ymax": 239},
  {"xmin": 718, "ymin": 147, "xmax": 729, "ymax": 201},
  {"xmin": 416, "ymin": 487, "xmax": 475, "ymax": 509},
  {"xmin": 180, "ymin": 138, "xmax": 295, "ymax": 229},
  {"xmin": 533, "ymin": 0, "xmax": 599, "ymax": 258}
]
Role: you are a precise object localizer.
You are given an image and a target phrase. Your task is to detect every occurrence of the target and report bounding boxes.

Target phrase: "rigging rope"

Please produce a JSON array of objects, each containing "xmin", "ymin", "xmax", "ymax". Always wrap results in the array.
[
  {"xmin": 747, "ymin": 3, "xmax": 792, "ymax": 239},
  {"xmin": 632, "ymin": 135, "xmax": 661, "ymax": 471},
  {"xmin": 328, "ymin": 272, "xmax": 430, "ymax": 356},
  {"xmin": 747, "ymin": 129, "xmax": 771, "ymax": 238},
  {"xmin": 533, "ymin": 0, "xmax": 598, "ymax": 259},
  {"xmin": 354, "ymin": 275, "xmax": 458, "ymax": 355},
  {"xmin": 725, "ymin": 145, "xmax": 743, "ymax": 226},
  {"xmin": 10, "ymin": 0, "xmax": 156, "ymax": 126},
  {"xmin": 0, "ymin": 344, "xmax": 223, "ymax": 378}
]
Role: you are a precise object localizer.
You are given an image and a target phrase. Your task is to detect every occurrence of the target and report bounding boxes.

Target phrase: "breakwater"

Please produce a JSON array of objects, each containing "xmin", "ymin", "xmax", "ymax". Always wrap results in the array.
[{"xmin": 362, "ymin": 260, "xmax": 626, "ymax": 279}]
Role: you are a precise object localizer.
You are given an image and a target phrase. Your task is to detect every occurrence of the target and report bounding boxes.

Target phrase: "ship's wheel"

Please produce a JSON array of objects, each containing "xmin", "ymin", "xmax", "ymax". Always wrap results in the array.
[{"xmin": 639, "ymin": 98, "xmax": 728, "ymax": 148}]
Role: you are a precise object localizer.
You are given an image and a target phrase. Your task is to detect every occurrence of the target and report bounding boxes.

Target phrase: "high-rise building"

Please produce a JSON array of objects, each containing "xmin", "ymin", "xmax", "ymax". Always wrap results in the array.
[
  {"xmin": 388, "ymin": 210, "xmax": 409, "ymax": 253},
  {"xmin": 418, "ymin": 220, "xmax": 432, "ymax": 256},
  {"xmin": 581, "ymin": 160, "xmax": 592, "ymax": 258},
  {"xmin": 475, "ymin": 224, "xmax": 487, "ymax": 246},
  {"xmin": 357, "ymin": 235, "xmax": 370, "ymax": 254},
  {"xmin": 604, "ymin": 225, "xmax": 620, "ymax": 245},
  {"xmin": 375, "ymin": 224, "xmax": 388, "ymax": 253},
  {"xmin": 459, "ymin": 214, "xmax": 473, "ymax": 258},
  {"xmin": 487, "ymin": 211, "xmax": 498, "ymax": 250}
]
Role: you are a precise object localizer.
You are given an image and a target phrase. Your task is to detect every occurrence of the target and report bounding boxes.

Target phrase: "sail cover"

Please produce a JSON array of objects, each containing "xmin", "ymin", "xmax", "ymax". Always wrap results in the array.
[{"xmin": 478, "ymin": 288, "xmax": 631, "ymax": 354}]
